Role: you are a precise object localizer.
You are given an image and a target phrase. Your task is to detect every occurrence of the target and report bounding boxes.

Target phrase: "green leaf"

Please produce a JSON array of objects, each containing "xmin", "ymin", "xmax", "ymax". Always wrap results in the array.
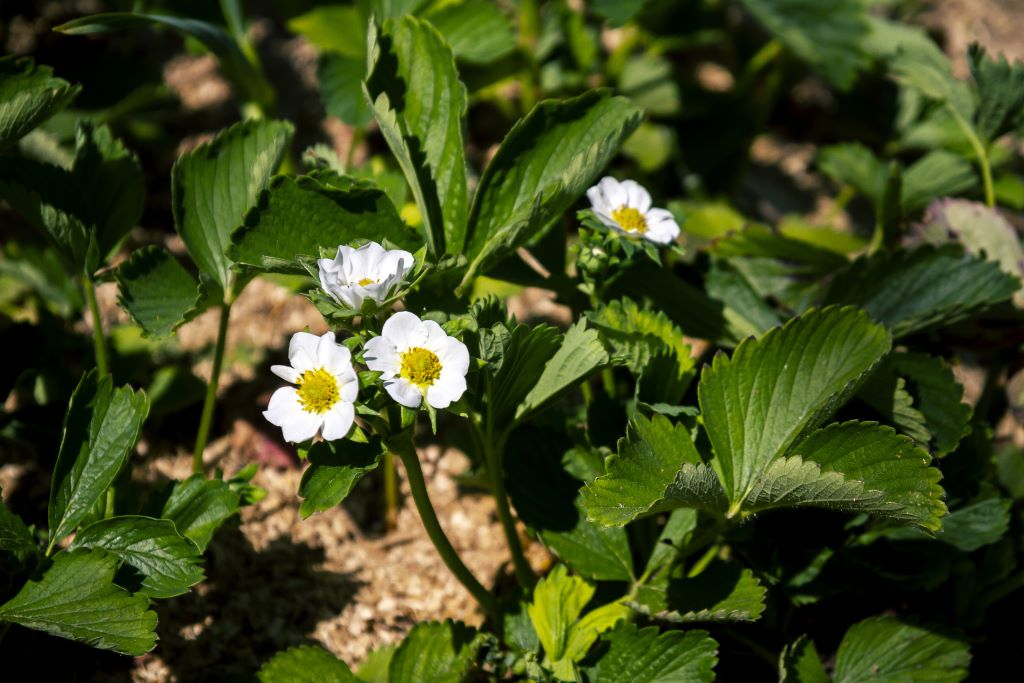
[
  {"xmin": 365, "ymin": 15, "xmax": 468, "ymax": 255},
  {"xmin": 423, "ymin": 0, "xmax": 517, "ymax": 65},
  {"xmin": 357, "ymin": 645, "xmax": 396, "ymax": 683},
  {"xmin": 779, "ymin": 635, "xmax": 829, "ymax": 683},
  {"xmin": 588, "ymin": 623, "xmax": 718, "ymax": 683},
  {"xmin": 516, "ymin": 319, "xmax": 609, "ymax": 421},
  {"xmin": 505, "ymin": 428, "xmax": 633, "ymax": 581},
  {"xmin": 0, "ymin": 122, "xmax": 144, "ymax": 272},
  {"xmin": 824, "ymin": 246, "xmax": 1020, "ymax": 337},
  {"xmin": 866, "ymin": 352, "xmax": 972, "ymax": 456},
  {"xmin": 737, "ymin": 0, "xmax": 870, "ymax": 90},
  {"xmin": 632, "ymin": 562, "xmax": 767, "ymax": 623},
  {"xmin": 833, "ymin": 617, "xmax": 970, "ymax": 683},
  {"xmin": 704, "ymin": 259, "xmax": 784, "ymax": 341},
  {"xmin": 56, "ymin": 13, "xmax": 271, "ymax": 105},
  {"xmin": 69, "ymin": 515, "xmax": 204, "ymax": 599},
  {"xmin": 589, "ymin": 296, "xmax": 696, "ymax": 388},
  {"xmin": 319, "ymin": 54, "xmax": 373, "ymax": 128},
  {"xmin": 818, "ymin": 143, "xmax": 886, "ymax": 204},
  {"xmin": 462, "ymin": 90, "xmax": 641, "ymax": 287},
  {"xmin": 48, "ymin": 371, "xmax": 150, "ymax": 549},
  {"xmin": 880, "ymin": 497, "xmax": 1011, "ymax": 552},
  {"xmin": 901, "ymin": 151, "xmax": 976, "ymax": 215},
  {"xmin": 890, "ymin": 40, "xmax": 974, "ymax": 121},
  {"xmin": 388, "ymin": 620, "xmax": 482, "ymax": 683},
  {"xmin": 618, "ymin": 54, "xmax": 681, "ymax": 116},
  {"xmin": 288, "ymin": 5, "xmax": 366, "ymax": 59},
  {"xmin": 484, "ymin": 323, "xmax": 561, "ymax": 426},
  {"xmin": 230, "ymin": 173, "xmax": 418, "ymax": 274},
  {"xmin": 699, "ymin": 307, "xmax": 891, "ymax": 502},
  {"xmin": 0, "ymin": 492, "xmax": 36, "ymax": 555},
  {"xmin": 915, "ymin": 199, "xmax": 1024, "ymax": 304},
  {"xmin": 968, "ymin": 43, "xmax": 1024, "ymax": 142},
  {"xmin": 0, "ymin": 549, "xmax": 157, "ymax": 655},
  {"xmin": 160, "ymin": 474, "xmax": 241, "ymax": 552},
  {"xmin": 0, "ymin": 55, "xmax": 80, "ymax": 149},
  {"xmin": 258, "ymin": 645, "xmax": 358, "ymax": 683},
  {"xmin": 172, "ymin": 118, "xmax": 293, "ymax": 291},
  {"xmin": 789, "ymin": 421, "xmax": 947, "ymax": 532},
  {"xmin": 582, "ymin": 414, "xmax": 713, "ymax": 527},
  {"xmin": 115, "ymin": 245, "xmax": 208, "ymax": 339},
  {"xmin": 299, "ymin": 439, "xmax": 384, "ymax": 518}
]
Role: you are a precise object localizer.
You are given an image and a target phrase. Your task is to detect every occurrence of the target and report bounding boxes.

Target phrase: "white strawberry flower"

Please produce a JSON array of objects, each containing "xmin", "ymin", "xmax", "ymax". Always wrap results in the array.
[
  {"xmin": 363, "ymin": 311, "xmax": 469, "ymax": 410},
  {"xmin": 264, "ymin": 331, "xmax": 359, "ymax": 442},
  {"xmin": 586, "ymin": 176, "xmax": 680, "ymax": 245},
  {"xmin": 318, "ymin": 241, "xmax": 414, "ymax": 310}
]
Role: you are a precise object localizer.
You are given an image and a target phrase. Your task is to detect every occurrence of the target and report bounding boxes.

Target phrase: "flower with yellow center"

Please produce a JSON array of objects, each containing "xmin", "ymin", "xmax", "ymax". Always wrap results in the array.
[
  {"xmin": 586, "ymin": 176, "xmax": 680, "ymax": 244},
  {"xmin": 263, "ymin": 331, "xmax": 359, "ymax": 442},
  {"xmin": 318, "ymin": 241, "xmax": 414, "ymax": 310},
  {"xmin": 363, "ymin": 311, "xmax": 469, "ymax": 409}
]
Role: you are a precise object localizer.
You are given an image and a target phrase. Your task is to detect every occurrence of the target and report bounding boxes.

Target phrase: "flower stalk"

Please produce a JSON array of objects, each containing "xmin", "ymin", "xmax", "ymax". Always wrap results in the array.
[
  {"xmin": 482, "ymin": 425, "xmax": 535, "ymax": 589},
  {"xmin": 193, "ymin": 301, "xmax": 232, "ymax": 474},
  {"xmin": 82, "ymin": 274, "xmax": 109, "ymax": 379}
]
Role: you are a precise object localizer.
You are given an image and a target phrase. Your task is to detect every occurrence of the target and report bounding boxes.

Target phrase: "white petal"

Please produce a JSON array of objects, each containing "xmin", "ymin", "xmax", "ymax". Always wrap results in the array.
[
  {"xmin": 337, "ymin": 285, "xmax": 362, "ymax": 310},
  {"xmin": 621, "ymin": 180, "xmax": 652, "ymax": 212},
  {"xmin": 263, "ymin": 386, "xmax": 301, "ymax": 426},
  {"xmin": 317, "ymin": 333, "xmax": 353, "ymax": 374},
  {"xmin": 384, "ymin": 377, "xmax": 423, "ymax": 408},
  {"xmin": 435, "ymin": 336, "xmax": 469, "ymax": 377},
  {"xmin": 380, "ymin": 249, "xmax": 414, "ymax": 279},
  {"xmin": 364, "ymin": 336, "xmax": 400, "ymax": 377},
  {"xmin": 356, "ymin": 281, "xmax": 389, "ymax": 304},
  {"xmin": 321, "ymin": 402, "xmax": 355, "ymax": 441},
  {"xmin": 337, "ymin": 368, "xmax": 360, "ymax": 403},
  {"xmin": 381, "ymin": 311, "xmax": 427, "ymax": 350},
  {"xmin": 348, "ymin": 241, "xmax": 385, "ymax": 279},
  {"xmin": 281, "ymin": 411, "xmax": 323, "ymax": 443},
  {"xmin": 598, "ymin": 176, "xmax": 627, "ymax": 208},
  {"xmin": 644, "ymin": 208, "xmax": 680, "ymax": 244},
  {"xmin": 421, "ymin": 320, "xmax": 449, "ymax": 349},
  {"xmin": 288, "ymin": 332, "xmax": 321, "ymax": 372},
  {"xmin": 271, "ymin": 364, "xmax": 301, "ymax": 384},
  {"xmin": 426, "ymin": 371, "xmax": 466, "ymax": 409},
  {"xmin": 334, "ymin": 245, "xmax": 357, "ymax": 281},
  {"xmin": 587, "ymin": 184, "xmax": 609, "ymax": 213}
]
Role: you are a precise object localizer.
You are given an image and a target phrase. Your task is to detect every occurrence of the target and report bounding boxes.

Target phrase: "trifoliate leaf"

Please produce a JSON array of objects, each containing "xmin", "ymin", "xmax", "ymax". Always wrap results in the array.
[
  {"xmin": 0, "ymin": 55, "xmax": 80, "ymax": 149},
  {"xmin": 115, "ymin": 245, "xmax": 209, "ymax": 339},
  {"xmin": 0, "ymin": 549, "xmax": 157, "ymax": 655},
  {"xmin": 230, "ymin": 173, "xmax": 418, "ymax": 274},
  {"xmin": 258, "ymin": 645, "xmax": 358, "ymax": 683},
  {"xmin": 366, "ymin": 15, "xmax": 468, "ymax": 256},
  {"xmin": 588, "ymin": 623, "xmax": 717, "ymax": 683},
  {"xmin": 299, "ymin": 439, "xmax": 384, "ymax": 518},
  {"xmin": 172, "ymin": 118, "xmax": 293, "ymax": 291},
  {"xmin": 48, "ymin": 371, "xmax": 150, "ymax": 550},
  {"xmin": 69, "ymin": 515, "xmax": 204, "ymax": 598},
  {"xmin": 461, "ymin": 90, "xmax": 641, "ymax": 288},
  {"xmin": 824, "ymin": 245, "xmax": 1020, "ymax": 337},
  {"xmin": 832, "ymin": 617, "xmax": 970, "ymax": 683},
  {"xmin": 160, "ymin": 474, "xmax": 241, "ymax": 552},
  {"xmin": 632, "ymin": 561, "xmax": 767, "ymax": 623},
  {"xmin": 736, "ymin": 0, "xmax": 871, "ymax": 90},
  {"xmin": 388, "ymin": 620, "xmax": 482, "ymax": 683},
  {"xmin": 699, "ymin": 307, "xmax": 891, "ymax": 502}
]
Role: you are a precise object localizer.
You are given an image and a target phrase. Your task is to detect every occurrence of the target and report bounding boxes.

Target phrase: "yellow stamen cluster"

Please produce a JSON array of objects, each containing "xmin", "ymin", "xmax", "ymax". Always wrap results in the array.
[
  {"xmin": 296, "ymin": 368, "xmax": 340, "ymax": 414},
  {"xmin": 400, "ymin": 347, "xmax": 442, "ymax": 388},
  {"xmin": 357, "ymin": 278, "xmax": 377, "ymax": 286},
  {"xmin": 611, "ymin": 205, "xmax": 648, "ymax": 234}
]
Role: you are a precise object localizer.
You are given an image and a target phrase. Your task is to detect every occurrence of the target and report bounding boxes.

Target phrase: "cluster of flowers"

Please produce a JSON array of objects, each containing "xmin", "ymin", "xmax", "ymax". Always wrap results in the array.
[{"xmin": 263, "ymin": 178, "xmax": 678, "ymax": 443}]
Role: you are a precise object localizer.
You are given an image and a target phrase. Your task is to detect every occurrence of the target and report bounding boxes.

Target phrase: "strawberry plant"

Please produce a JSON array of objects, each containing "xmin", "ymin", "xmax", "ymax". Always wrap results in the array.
[{"xmin": 2, "ymin": 1, "xmax": 1024, "ymax": 680}]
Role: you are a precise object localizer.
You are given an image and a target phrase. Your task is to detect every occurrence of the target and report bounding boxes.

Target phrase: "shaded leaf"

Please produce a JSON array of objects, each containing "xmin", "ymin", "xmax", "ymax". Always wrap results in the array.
[
  {"xmin": 833, "ymin": 617, "xmax": 970, "ymax": 683},
  {"xmin": 423, "ymin": 0, "xmax": 517, "ymax": 65},
  {"xmin": 968, "ymin": 43, "xmax": 1024, "ymax": 142},
  {"xmin": 632, "ymin": 562, "xmax": 767, "ymax": 623},
  {"xmin": 516, "ymin": 319, "xmax": 609, "ymax": 420},
  {"xmin": 779, "ymin": 635, "xmax": 829, "ymax": 683},
  {"xmin": 0, "ymin": 55, "xmax": 80, "ymax": 149},
  {"xmin": 115, "ymin": 245, "xmax": 207, "ymax": 339},
  {"xmin": 587, "ymin": 623, "xmax": 718, "ymax": 683},
  {"xmin": 258, "ymin": 645, "xmax": 358, "ymax": 683},
  {"xmin": 160, "ymin": 474, "xmax": 241, "ymax": 552},
  {"xmin": 319, "ymin": 54, "xmax": 373, "ymax": 128},
  {"xmin": 69, "ymin": 516, "xmax": 204, "ymax": 598},
  {"xmin": 0, "ymin": 549, "xmax": 156, "ymax": 655},
  {"xmin": 299, "ymin": 439, "xmax": 384, "ymax": 518},
  {"xmin": 388, "ymin": 620, "xmax": 482, "ymax": 683}
]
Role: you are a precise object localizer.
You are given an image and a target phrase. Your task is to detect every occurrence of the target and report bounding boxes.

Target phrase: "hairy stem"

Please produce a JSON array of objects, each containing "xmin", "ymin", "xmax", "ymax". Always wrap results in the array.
[
  {"xmin": 396, "ymin": 441, "xmax": 499, "ymax": 619},
  {"xmin": 82, "ymin": 275, "xmax": 109, "ymax": 379},
  {"xmin": 193, "ymin": 302, "xmax": 232, "ymax": 475},
  {"xmin": 383, "ymin": 450, "xmax": 398, "ymax": 532}
]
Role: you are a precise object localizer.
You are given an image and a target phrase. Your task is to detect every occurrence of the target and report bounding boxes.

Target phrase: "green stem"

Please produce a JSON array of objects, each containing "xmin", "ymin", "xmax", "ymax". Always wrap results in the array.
[
  {"xmin": 193, "ymin": 302, "xmax": 232, "ymax": 475},
  {"xmin": 483, "ymin": 427, "xmax": 535, "ymax": 589},
  {"xmin": 686, "ymin": 541, "xmax": 721, "ymax": 577},
  {"xmin": 383, "ymin": 450, "xmax": 398, "ymax": 532},
  {"xmin": 82, "ymin": 275, "xmax": 109, "ymax": 379},
  {"xmin": 949, "ymin": 105, "xmax": 995, "ymax": 207},
  {"xmin": 395, "ymin": 442, "xmax": 499, "ymax": 619}
]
